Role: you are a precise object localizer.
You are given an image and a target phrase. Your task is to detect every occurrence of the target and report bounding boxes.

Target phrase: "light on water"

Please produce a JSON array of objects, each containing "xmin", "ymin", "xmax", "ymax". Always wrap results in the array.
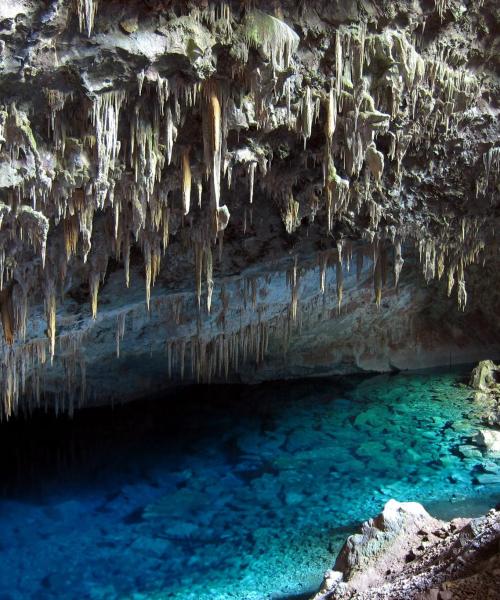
[{"xmin": 0, "ymin": 368, "xmax": 498, "ymax": 600}]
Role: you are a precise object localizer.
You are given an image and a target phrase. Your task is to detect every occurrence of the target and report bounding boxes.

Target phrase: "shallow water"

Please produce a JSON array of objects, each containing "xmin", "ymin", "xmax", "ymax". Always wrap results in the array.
[{"xmin": 0, "ymin": 368, "xmax": 499, "ymax": 600}]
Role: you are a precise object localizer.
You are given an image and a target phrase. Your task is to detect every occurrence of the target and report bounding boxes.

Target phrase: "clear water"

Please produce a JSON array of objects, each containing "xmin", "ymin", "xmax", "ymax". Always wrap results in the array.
[{"xmin": 0, "ymin": 368, "xmax": 499, "ymax": 600}]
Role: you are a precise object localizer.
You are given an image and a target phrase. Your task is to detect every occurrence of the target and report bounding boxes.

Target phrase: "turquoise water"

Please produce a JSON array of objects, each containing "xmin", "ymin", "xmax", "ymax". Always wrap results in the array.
[{"xmin": 0, "ymin": 368, "xmax": 499, "ymax": 600}]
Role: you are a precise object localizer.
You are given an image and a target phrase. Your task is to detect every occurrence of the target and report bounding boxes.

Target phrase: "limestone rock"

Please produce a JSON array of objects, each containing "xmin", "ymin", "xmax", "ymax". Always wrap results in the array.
[
  {"xmin": 474, "ymin": 429, "xmax": 500, "ymax": 455},
  {"xmin": 313, "ymin": 503, "xmax": 500, "ymax": 600},
  {"xmin": 469, "ymin": 360, "xmax": 500, "ymax": 391},
  {"xmin": 333, "ymin": 499, "xmax": 439, "ymax": 589}
]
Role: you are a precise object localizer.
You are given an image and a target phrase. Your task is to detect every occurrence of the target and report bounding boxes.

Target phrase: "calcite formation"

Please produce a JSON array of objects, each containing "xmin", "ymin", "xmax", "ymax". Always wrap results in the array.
[{"xmin": 0, "ymin": 0, "xmax": 499, "ymax": 416}]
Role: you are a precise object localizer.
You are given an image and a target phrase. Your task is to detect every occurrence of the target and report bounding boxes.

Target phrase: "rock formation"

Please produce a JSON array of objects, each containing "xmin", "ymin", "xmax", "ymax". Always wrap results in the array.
[
  {"xmin": 312, "ymin": 499, "xmax": 500, "ymax": 600},
  {"xmin": 0, "ymin": 0, "xmax": 499, "ymax": 415}
]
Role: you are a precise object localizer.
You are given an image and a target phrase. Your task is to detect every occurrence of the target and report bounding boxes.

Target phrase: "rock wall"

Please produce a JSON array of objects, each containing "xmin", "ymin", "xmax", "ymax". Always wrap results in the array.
[{"xmin": 0, "ymin": 0, "xmax": 499, "ymax": 414}]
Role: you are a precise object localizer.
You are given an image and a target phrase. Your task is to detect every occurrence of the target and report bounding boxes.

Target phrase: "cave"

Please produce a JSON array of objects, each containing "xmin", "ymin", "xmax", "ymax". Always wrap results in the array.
[{"xmin": 0, "ymin": 1, "xmax": 499, "ymax": 598}]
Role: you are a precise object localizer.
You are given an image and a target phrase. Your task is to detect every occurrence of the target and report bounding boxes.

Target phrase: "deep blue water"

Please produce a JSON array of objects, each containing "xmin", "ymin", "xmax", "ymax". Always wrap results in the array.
[{"xmin": 0, "ymin": 368, "xmax": 499, "ymax": 600}]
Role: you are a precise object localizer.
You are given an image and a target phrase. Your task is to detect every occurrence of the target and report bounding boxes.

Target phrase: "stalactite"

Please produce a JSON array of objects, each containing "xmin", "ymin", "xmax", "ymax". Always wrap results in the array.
[
  {"xmin": 325, "ymin": 86, "xmax": 337, "ymax": 145},
  {"xmin": 374, "ymin": 255, "xmax": 382, "ymax": 308},
  {"xmin": 44, "ymin": 282, "xmax": 57, "ymax": 362},
  {"xmin": 151, "ymin": 242, "xmax": 161, "ymax": 289},
  {"xmin": 64, "ymin": 215, "xmax": 79, "ymax": 260},
  {"xmin": 91, "ymin": 90, "xmax": 126, "ymax": 201},
  {"xmin": 435, "ymin": 0, "xmax": 449, "ymax": 20},
  {"xmin": 181, "ymin": 148, "xmax": 192, "ymax": 215},
  {"xmin": 116, "ymin": 312, "xmax": 126, "ymax": 358},
  {"xmin": 288, "ymin": 257, "xmax": 299, "ymax": 323},
  {"xmin": 457, "ymin": 260, "xmax": 467, "ymax": 310},
  {"xmin": 203, "ymin": 83, "xmax": 222, "ymax": 211},
  {"xmin": 242, "ymin": 10, "xmax": 299, "ymax": 72},
  {"xmin": 165, "ymin": 106, "xmax": 176, "ymax": 165},
  {"xmin": 447, "ymin": 264, "xmax": 455, "ymax": 297},
  {"xmin": 17, "ymin": 206, "xmax": 50, "ymax": 268},
  {"xmin": 281, "ymin": 195, "xmax": 301, "ymax": 234},
  {"xmin": 248, "ymin": 162, "xmax": 256, "ymax": 204},
  {"xmin": 394, "ymin": 241, "xmax": 404, "ymax": 287},
  {"xmin": 161, "ymin": 207, "xmax": 170, "ymax": 252},
  {"xmin": 0, "ymin": 289, "xmax": 15, "ymax": 345},
  {"xmin": 144, "ymin": 239, "xmax": 152, "ymax": 311},
  {"xmin": 437, "ymin": 251, "xmax": 445, "ymax": 280},
  {"xmin": 195, "ymin": 243, "xmax": 203, "ymax": 309},
  {"xmin": 76, "ymin": 0, "xmax": 99, "ymax": 36},
  {"xmin": 336, "ymin": 260, "xmax": 343, "ymax": 314},
  {"xmin": 365, "ymin": 143, "xmax": 384, "ymax": 185},
  {"xmin": 89, "ymin": 270, "xmax": 100, "ymax": 320},
  {"xmin": 319, "ymin": 251, "xmax": 329, "ymax": 294},
  {"xmin": 301, "ymin": 86, "xmax": 313, "ymax": 147},
  {"xmin": 205, "ymin": 245, "xmax": 214, "ymax": 313},
  {"xmin": 124, "ymin": 232, "xmax": 131, "ymax": 287}
]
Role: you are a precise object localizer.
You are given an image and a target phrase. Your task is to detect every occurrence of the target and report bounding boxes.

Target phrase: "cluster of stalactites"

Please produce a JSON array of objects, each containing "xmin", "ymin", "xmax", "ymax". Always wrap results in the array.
[
  {"xmin": 241, "ymin": 9, "xmax": 300, "ymax": 73},
  {"xmin": 415, "ymin": 214, "xmax": 488, "ymax": 312},
  {"xmin": 0, "ymin": 8, "xmax": 492, "ymax": 414},
  {"xmin": 318, "ymin": 240, "xmax": 401, "ymax": 312},
  {"xmin": 76, "ymin": 0, "xmax": 99, "ymax": 37},
  {"xmin": 477, "ymin": 147, "xmax": 500, "ymax": 197},
  {"xmin": 166, "ymin": 321, "xmax": 270, "ymax": 384},
  {"xmin": 91, "ymin": 90, "xmax": 126, "ymax": 206},
  {"xmin": 0, "ymin": 327, "xmax": 88, "ymax": 420}
]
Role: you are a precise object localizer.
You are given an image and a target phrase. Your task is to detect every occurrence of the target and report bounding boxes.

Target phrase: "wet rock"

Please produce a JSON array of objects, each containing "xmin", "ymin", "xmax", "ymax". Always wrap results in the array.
[
  {"xmin": 480, "ymin": 460, "xmax": 500, "ymax": 474},
  {"xmin": 474, "ymin": 472, "xmax": 500, "ymax": 485},
  {"xmin": 473, "ymin": 429, "xmax": 500, "ymax": 455},
  {"xmin": 458, "ymin": 444, "xmax": 483, "ymax": 459},
  {"xmin": 469, "ymin": 360, "xmax": 499, "ymax": 391}
]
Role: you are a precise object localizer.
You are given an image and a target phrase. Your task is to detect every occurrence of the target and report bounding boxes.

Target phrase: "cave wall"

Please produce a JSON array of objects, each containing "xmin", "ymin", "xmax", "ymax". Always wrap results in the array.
[{"xmin": 0, "ymin": 0, "xmax": 499, "ymax": 415}]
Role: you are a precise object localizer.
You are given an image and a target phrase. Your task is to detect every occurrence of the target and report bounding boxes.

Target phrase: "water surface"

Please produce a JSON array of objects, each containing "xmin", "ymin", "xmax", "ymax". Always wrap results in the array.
[{"xmin": 0, "ymin": 367, "xmax": 498, "ymax": 600}]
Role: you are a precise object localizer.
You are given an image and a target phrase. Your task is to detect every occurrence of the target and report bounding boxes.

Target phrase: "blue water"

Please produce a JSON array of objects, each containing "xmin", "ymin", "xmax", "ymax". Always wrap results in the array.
[{"xmin": 0, "ymin": 368, "xmax": 498, "ymax": 600}]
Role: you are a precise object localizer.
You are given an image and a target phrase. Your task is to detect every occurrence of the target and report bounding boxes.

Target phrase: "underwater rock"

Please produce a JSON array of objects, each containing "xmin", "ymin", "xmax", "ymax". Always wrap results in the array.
[
  {"xmin": 474, "ymin": 473, "xmax": 500, "ymax": 485},
  {"xmin": 458, "ymin": 444, "xmax": 483, "ymax": 459}
]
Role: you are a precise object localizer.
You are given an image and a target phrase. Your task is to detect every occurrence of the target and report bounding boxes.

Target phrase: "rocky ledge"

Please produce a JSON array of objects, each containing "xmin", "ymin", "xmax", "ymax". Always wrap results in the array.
[{"xmin": 312, "ymin": 499, "xmax": 500, "ymax": 600}]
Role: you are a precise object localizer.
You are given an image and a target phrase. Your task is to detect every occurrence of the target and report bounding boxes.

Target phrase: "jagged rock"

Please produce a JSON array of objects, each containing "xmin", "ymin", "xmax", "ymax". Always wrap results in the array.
[
  {"xmin": 469, "ymin": 360, "xmax": 500, "ymax": 391},
  {"xmin": 312, "ymin": 503, "xmax": 500, "ymax": 600},
  {"xmin": 333, "ymin": 500, "xmax": 440, "ymax": 590}
]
